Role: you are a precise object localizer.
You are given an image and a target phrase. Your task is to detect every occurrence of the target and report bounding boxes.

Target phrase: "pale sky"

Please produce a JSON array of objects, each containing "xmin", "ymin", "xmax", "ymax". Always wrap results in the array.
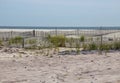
[{"xmin": 0, "ymin": 0, "xmax": 120, "ymax": 26}]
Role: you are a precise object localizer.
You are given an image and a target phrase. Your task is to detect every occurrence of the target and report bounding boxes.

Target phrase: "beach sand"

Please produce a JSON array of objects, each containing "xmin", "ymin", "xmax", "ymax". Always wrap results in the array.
[{"xmin": 0, "ymin": 48, "xmax": 120, "ymax": 83}]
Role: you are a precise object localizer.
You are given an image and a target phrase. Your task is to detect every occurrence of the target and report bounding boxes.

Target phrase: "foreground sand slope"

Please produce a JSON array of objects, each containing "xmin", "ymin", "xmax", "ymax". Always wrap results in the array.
[{"xmin": 0, "ymin": 50, "xmax": 120, "ymax": 83}]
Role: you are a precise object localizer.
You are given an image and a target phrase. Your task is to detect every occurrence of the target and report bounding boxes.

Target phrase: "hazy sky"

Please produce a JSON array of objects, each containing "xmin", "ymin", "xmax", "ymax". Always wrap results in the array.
[{"xmin": 0, "ymin": 0, "xmax": 120, "ymax": 26}]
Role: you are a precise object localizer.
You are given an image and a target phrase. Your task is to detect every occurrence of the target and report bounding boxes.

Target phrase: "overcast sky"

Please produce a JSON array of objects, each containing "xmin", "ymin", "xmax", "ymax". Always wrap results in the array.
[{"xmin": 0, "ymin": 0, "xmax": 120, "ymax": 26}]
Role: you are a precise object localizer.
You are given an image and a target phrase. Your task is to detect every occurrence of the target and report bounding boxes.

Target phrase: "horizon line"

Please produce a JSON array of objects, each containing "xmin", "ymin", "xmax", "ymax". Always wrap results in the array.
[{"xmin": 0, "ymin": 26, "xmax": 120, "ymax": 27}]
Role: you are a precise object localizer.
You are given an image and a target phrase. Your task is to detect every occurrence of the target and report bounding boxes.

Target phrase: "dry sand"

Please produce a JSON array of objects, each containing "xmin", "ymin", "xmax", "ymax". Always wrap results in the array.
[{"xmin": 0, "ymin": 48, "xmax": 120, "ymax": 83}]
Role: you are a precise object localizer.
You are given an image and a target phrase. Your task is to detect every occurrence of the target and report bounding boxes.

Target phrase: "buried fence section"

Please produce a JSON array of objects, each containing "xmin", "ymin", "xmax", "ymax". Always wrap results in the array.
[{"xmin": 23, "ymin": 28, "xmax": 120, "ymax": 49}]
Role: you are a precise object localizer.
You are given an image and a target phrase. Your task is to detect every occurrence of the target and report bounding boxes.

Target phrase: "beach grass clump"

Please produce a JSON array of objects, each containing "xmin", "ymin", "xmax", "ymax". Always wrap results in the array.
[
  {"xmin": 0, "ymin": 39, "xmax": 3, "ymax": 46},
  {"xmin": 80, "ymin": 35, "xmax": 87, "ymax": 50},
  {"xmin": 97, "ymin": 43, "xmax": 114, "ymax": 55},
  {"xmin": 47, "ymin": 35, "xmax": 66, "ymax": 47},
  {"xmin": 74, "ymin": 37, "xmax": 84, "ymax": 54},
  {"xmin": 75, "ymin": 43, "xmax": 80, "ymax": 54},
  {"xmin": 80, "ymin": 35, "xmax": 85, "ymax": 42},
  {"xmin": 9, "ymin": 36, "xmax": 23, "ymax": 47},
  {"xmin": 26, "ymin": 39, "xmax": 37, "ymax": 45},
  {"xmin": 25, "ymin": 39, "xmax": 37, "ymax": 49},
  {"xmin": 46, "ymin": 35, "xmax": 66, "ymax": 54},
  {"xmin": 82, "ymin": 43, "xmax": 88, "ymax": 50},
  {"xmin": 65, "ymin": 37, "xmax": 74, "ymax": 48},
  {"xmin": 100, "ymin": 44, "xmax": 111, "ymax": 55},
  {"xmin": 103, "ymin": 44, "xmax": 111, "ymax": 51},
  {"xmin": 113, "ymin": 41, "xmax": 120, "ymax": 50},
  {"xmin": 88, "ymin": 43, "xmax": 97, "ymax": 50}
]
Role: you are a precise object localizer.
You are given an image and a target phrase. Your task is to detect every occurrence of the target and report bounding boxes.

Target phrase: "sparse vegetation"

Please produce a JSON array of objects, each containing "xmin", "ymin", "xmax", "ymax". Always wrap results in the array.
[
  {"xmin": 80, "ymin": 35, "xmax": 85, "ymax": 42},
  {"xmin": 47, "ymin": 35, "xmax": 66, "ymax": 54},
  {"xmin": 82, "ymin": 44, "xmax": 88, "ymax": 50},
  {"xmin": 88, "ymin": 43, "xmax": 97, "ymax": 50},
  {"xmin": 66, "ymin": 37, "xmax": 74, "ymax": 53},
  {"xmin": 25, "ymin": 39, "xmax": 37, "ymax": 49},
  {"xmin": 47, "ymin": 35, "xmax": 66, "ymax": 47},
  {"xmin": 0, "ymin": 39, "xmax": 3, "ymax": 46},
  {"xmin": 80, "ymin": 35, "xmax": 86, "ymax": 50},
  {"xmin": 75, "ymin": 42, "xmax": 80, "ymax": 54},
  {"xmin": 9, "ymin": 36, "xmax": 23, "ymax": 47},
  {"xmin": 27, "ymin": 39, "xmax": 37, "ymax": 45},
  {"xmin": 113, "ymin": 41, "xmax": 120, "ymax": 50}
]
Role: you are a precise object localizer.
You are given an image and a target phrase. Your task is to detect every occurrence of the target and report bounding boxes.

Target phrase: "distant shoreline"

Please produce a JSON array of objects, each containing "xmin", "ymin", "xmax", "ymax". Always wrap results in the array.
[
  {"xmin": 0, "ymin": 26, "xmax": 120, "ymax": 30},
  {"xmin": 0, "ymin": 29, "xmax": 81, "ymax": 32}
]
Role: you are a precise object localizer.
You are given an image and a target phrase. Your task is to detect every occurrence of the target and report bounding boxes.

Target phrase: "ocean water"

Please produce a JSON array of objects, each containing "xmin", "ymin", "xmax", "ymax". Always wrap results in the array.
[{"xmin": 0, "ymin": 26, "xmax": 120, "ymax": 30}]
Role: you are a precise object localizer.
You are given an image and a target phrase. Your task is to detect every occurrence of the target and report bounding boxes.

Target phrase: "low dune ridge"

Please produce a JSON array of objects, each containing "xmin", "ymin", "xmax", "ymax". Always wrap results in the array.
[{"xmin": 0, "ymin": 47, "xmax": 120, "ymax": 83}]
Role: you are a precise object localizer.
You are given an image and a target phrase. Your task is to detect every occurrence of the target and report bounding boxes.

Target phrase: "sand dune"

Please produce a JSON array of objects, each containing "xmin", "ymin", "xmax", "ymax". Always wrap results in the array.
[{"xmin": 0, "ymin": 48, "xmax": 120, "ymax": 83}]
